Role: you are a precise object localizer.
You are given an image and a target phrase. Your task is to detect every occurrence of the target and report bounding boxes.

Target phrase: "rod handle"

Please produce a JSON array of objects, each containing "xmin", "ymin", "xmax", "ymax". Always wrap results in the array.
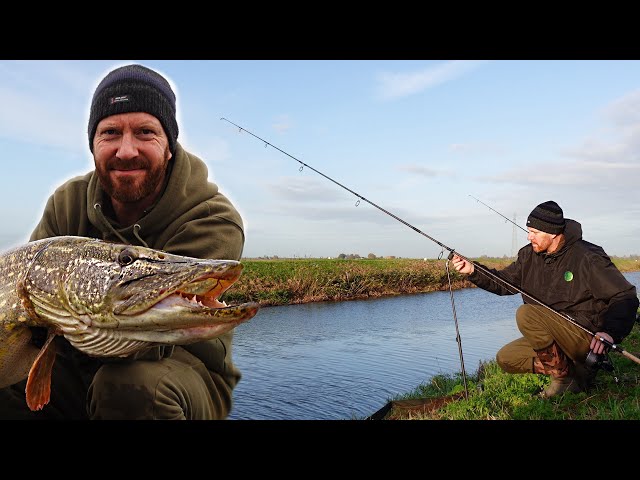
[{"xmin": 621, "ymin": 349, "xmax": 640, "ymax": 366}]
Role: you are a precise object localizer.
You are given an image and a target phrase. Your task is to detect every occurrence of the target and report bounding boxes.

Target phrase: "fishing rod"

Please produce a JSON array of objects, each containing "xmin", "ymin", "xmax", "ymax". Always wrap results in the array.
[
  {"xmin": 221, "ymin": 119, "xmax": 470, "ymax": 397},
  {"xmin": 469, "ymin": 195, "xmax": 528, "ymax": 233},
  {"xmin": 221, "ymin": 117, "xmax": 640, "ymax": 367}
]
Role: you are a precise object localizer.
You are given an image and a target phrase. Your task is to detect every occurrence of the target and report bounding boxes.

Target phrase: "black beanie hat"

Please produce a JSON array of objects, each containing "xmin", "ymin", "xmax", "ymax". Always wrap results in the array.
[
  {"xmin": 88, "ymin": 64, "xmax": 178, "ymax": 155},
  {"xmin": 526, "ymin": 201, "xmax": 566, "ymax": 234}
]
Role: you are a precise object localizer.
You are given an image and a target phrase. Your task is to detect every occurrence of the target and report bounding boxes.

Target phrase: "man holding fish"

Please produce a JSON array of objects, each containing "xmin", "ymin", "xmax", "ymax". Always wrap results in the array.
[{"xmin": 0, "ymin": 64, "xmax": 254, "ymax": 419}]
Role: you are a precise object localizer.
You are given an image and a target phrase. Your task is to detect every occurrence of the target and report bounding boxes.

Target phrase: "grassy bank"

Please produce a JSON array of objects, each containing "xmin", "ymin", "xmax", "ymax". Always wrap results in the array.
[
  {"xmin": 373, "ymin": 319, "xmax": 640, "ymax": 420},
  {"xmin": 225, "ymin": 256, "xmax": 640, "ymax": 307}
]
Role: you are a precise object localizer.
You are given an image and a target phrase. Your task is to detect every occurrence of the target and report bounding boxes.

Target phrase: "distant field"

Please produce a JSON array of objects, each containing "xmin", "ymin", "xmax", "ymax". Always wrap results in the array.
[
  {"xmin": 223, "ymin": 256, "xmax": 639, "ymax": 307},
  {"xmin": 613, "ymin": 257, "xmax": 640, "ymax": 272}
]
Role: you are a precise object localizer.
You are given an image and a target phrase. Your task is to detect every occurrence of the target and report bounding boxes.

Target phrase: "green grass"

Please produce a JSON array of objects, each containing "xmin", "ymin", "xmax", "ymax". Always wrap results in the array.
[
  {"xmin": 378, "ymin": 318, "xmax": 640, "ymax": 420},
  {"xmin": 226, "ymin": 256, "xmax": 639, "ymax": 306},
  {"xmin": 224, "ymin": 257, "xmax": 469, "ymax": 305},
  {"xmin": 225, "ymin": 257, "xmax": 513, "ymax": 306}
]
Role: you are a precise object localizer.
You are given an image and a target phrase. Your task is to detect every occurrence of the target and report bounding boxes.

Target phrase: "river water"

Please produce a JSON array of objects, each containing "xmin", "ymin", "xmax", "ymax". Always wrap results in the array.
[{"xmin": 228, "ymin": 271, "xmax": 640, "ymax": 420}]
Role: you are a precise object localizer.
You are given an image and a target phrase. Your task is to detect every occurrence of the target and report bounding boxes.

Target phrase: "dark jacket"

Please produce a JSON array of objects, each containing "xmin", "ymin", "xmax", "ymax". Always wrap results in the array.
[
  {"xmin": 30, "ymin": 143, "xmax": 245, "ymax": 389},
  {"xmin": 468, "ymin": 219, "xmax": 638, "ymax": 343}
]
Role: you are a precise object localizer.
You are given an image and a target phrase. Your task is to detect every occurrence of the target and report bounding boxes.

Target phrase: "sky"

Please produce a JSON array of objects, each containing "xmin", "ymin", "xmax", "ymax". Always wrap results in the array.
[{"xmin": 0, "ymin": 60, "xmax": 639, "ymax": 260}]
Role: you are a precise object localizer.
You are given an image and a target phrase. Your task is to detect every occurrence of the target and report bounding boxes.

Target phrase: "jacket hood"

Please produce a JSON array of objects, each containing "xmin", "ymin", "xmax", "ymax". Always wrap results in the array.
[
  {"xmin": 543, "ymin": 218, "xmax": 582, "ymax": 260},
  {"xmin": 86, "ymin": 142, "xmax": 226, "ymax": 242}
]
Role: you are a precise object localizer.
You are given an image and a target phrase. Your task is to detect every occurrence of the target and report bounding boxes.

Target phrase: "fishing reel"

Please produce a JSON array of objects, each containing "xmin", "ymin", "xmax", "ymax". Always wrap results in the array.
[{"xmin": 584, "ymin": 350, "xmax": 614, "ymax": 372}]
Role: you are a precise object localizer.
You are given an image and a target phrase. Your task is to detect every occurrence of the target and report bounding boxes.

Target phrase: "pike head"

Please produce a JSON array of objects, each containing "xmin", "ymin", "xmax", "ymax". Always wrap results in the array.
[{"xmin": 20, "ymin": 236, "xmax": 259, "ymax": 357}]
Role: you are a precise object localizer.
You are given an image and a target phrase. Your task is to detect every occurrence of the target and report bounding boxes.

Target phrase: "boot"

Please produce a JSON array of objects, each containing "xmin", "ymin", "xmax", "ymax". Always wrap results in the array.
[
  {"xmin": 535, "ymin": 342, "xmax": 583, "ymax": 398},
  {"xmin": 542, "ymin": 370, "xmax": 583, "ymax": 397}
]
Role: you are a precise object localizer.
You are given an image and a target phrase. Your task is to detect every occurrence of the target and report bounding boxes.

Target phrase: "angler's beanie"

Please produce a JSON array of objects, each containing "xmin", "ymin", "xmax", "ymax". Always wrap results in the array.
[
  {"xmin": 88, "ymin": 64, "xmax": 178, "ymax": 155},
  {"xmin": 527, "ymin": 201, "xmax": 566, "ymax": 234}
]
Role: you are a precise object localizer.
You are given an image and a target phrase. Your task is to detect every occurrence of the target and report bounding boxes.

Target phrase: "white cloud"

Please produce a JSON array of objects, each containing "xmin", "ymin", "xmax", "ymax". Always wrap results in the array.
[
  {"xmin": 0, "ymin": 86, "xmax": 85, "ymax": 152},
  {"xmin": 266, "ymin": 176, "xmax": 351, "ymax": 202},
  {"xmin": 483, "ymin": 89, "xmax": 640, "ymax": 190},
  {"xmin": 485, "ymin": 159, "xmax": 640, "ymax": 188},
  {"xmin": 603, "ymin": 88, "xmax": 640, "ymax": 126},
  {"xmin": 397, "ymin": 164, "xmax": 444, "ymax": 177},
  {"xmin": 375, "ymin": 60, "xmax": 488, "ymax": 101},
  {"xmin": 186, "ymin": 136, "xmax": 231, "ymax": 165},
  {"xmin": 272, "ymin": 114, "xmax": 293, "ymax": 133},
  {"xmin": 0, "ymin": 61, "xmax": 97, "ymax": 153},
  {"xmin": 559, "ymin": 88, "xmax": 640, "ymax": 166},
  {"xmin": 449, "ymin": 142, "xmax": 507, "ymax": 156}
]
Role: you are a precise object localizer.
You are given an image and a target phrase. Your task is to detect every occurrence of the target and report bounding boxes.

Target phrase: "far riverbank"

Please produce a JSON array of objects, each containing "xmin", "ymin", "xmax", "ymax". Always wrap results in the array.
[{"xmin": 223, "ymin": 256, "xmax": 640, "ymax": 307}]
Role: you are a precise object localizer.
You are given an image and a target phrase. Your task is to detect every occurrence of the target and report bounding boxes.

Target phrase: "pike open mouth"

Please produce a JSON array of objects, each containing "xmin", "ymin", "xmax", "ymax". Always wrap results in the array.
[
  {"xmin": 62, "ymin": 266, "xmax": 260, "ymax": 355},
  {"xmin": 170, "ymin": 273, "xmax": 239, "ymax": 310},
  {"xmin": 109, "ymin": 262, "xmax": 260, "ymax": 329}
]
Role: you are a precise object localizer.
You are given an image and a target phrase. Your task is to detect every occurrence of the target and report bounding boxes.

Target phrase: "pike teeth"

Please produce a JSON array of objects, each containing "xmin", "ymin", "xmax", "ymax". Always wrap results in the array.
[
  {"xmin": 176, "ymin": 291, "xmax": 224, "ymax": 308},
  {"xmin": 178, "ymin": 291, "xmax": 216, "ymax": 308}
]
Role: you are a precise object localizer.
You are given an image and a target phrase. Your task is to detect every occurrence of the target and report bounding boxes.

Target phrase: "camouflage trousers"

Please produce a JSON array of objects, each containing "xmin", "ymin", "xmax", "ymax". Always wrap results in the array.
[
  {"xmin": 0, "ymin": 346, "xmax": 233, "ymax": 420},
  {"xmin": 496, "ymin": 304, "xmax": 593, "ymax": 374}
]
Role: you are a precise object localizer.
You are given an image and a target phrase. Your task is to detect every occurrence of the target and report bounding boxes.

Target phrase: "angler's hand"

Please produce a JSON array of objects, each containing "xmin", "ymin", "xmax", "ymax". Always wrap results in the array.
[
  {"xmin": 451, "ymin": 254, "xmax": 474, "ymax": 275},
  {"xmin": 591, "ymin": 332, "xmax": 613, "ymax": 355}
]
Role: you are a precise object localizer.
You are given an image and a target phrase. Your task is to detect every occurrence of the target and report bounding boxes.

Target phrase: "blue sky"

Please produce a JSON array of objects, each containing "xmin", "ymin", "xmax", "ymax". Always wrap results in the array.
[{"xmin": 1, "ymin": 60, "xmax": 639, "ymax": 259}]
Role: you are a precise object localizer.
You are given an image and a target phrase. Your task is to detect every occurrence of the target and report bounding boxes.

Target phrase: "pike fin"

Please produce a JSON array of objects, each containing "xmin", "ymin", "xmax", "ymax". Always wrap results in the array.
[{"xmin": 25, "ymin": 332, "xmax": 57, "ymax": 411}]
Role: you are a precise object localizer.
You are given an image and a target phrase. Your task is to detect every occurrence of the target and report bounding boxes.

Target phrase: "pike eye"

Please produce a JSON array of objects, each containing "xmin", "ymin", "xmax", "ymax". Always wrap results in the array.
[{"xmin": 118, "ymin": 249, "xmax": 138, "ymax": 266}]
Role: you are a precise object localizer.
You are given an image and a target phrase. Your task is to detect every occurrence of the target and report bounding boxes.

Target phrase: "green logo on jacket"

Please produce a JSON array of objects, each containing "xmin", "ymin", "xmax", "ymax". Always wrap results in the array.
[{"xmin": 564, "ymin": 271, "xmax": 574, "ymax": 282}]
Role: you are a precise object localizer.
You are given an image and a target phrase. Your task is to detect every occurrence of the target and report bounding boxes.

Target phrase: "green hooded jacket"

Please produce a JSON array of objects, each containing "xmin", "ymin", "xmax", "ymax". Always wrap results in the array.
[{"xmin": 30, "ymin": 143, "xmax": 245, "ymax": 389}]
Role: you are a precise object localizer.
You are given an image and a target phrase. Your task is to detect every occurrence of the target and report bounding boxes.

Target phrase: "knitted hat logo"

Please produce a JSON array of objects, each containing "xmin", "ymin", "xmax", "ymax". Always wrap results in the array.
[{"xmin": 109, "ymin": 95, "xmax": 130, "ymax": 105}]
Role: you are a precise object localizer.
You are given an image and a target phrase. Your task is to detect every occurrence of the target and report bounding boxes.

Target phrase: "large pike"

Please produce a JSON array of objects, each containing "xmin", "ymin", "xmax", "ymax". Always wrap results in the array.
[{"xmin": 0, "ymin": 236, "xmax": 259, "ymax": 411}]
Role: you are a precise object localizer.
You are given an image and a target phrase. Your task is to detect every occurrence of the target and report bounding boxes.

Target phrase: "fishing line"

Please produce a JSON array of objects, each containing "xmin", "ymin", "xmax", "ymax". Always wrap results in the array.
[
  {"xmin": 469, "ymin": 195, "xmax": 528, "ymax": 233},
  {"xmin": 221, "ymin": 117, "xmax": 640, "ymax": 367},
  {"xmin": 444, "ymin": 250, "xmax": 468, "ymax": 399}
]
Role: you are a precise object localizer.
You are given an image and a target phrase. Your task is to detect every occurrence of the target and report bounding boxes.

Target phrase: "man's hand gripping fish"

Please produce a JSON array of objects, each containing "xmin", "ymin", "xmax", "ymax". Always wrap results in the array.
[{"xmin": 0, "ymin": 236, "xmax": 259, "ymax": 411}]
